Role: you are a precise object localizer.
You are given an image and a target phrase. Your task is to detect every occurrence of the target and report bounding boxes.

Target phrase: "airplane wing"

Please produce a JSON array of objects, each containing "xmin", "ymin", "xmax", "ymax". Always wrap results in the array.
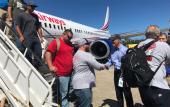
[{"xmin": 120, "ymin": 28, "xmax": 169, "ymax": 39}]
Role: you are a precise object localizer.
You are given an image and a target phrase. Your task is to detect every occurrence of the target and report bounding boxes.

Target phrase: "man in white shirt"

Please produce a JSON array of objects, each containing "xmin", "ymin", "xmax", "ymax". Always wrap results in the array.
[
  {"xmin": 72, "ymin": 38, "xmax": 106, "ymax": 107},
  {"xmin": 138, "ymin": 25, "xmax": 170, "ymax": 107}
]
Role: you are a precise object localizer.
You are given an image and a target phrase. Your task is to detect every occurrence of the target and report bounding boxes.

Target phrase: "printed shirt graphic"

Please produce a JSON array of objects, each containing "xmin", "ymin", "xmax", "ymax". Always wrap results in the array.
[
  {"xmin": 138, "ymin": 39, "xmax": 170, "ymax": 89},
  {"xmin": 145, "ymin": 43, "xmax": 156, "ymax": 61}
]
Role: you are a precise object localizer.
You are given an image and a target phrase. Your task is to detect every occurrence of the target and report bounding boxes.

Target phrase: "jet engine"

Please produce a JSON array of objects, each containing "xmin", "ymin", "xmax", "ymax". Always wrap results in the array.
[{"xmin": 90, "ymin": 39, "xmax": 114, "ymax": 63}]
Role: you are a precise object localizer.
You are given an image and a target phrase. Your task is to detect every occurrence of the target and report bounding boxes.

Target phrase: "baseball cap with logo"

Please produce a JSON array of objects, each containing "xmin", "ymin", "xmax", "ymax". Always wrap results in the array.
[{"xmin": 76, "ymin": 38, "xmax": 90, "ymax": 46}]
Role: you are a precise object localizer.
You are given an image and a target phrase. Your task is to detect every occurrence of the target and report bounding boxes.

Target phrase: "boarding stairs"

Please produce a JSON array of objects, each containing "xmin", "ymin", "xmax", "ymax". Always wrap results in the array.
[{"xmin": 0, "ymin": 18, "xmax": 58, "ymax": 107}]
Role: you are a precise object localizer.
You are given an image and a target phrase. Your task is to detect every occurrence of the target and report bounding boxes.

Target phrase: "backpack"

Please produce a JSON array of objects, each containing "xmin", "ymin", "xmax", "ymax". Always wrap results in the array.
[
  {"xmin": 52, "ymin": 38, "xmax": 60, "ymax": 61},
  {"xmin": 121, "ymin": 40, "xmax": 164, "ymax": 87}
]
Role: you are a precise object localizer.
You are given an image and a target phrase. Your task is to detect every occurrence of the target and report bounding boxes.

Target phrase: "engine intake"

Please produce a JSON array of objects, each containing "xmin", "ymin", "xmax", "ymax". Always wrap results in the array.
[{"xmin": 90, "ymin": 39, "xmax": 113, "ymax": 61}]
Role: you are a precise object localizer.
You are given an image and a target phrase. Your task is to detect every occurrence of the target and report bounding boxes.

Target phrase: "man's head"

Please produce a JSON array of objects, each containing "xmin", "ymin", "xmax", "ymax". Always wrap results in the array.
[
  {"xmin": 26, "ymin": 1, "xmax": 37, "ymax": 13},
  {"xmin": 159, "ymin": 33, "xmax": 168, "ymax": 42},
  {"xmin": 145, "ymin": 25, "xmax": 160, "ymax": 39},
  {"xmin": 109, "ymin": 34, "xmax": 121, "ymax": 47},
  {"xmin": 62, "ymin": 29, "xmax": 73, "ymax": 44},
  {"xmin": 76, "ymin": 38, "xmax": 90, "ymax": 52}
]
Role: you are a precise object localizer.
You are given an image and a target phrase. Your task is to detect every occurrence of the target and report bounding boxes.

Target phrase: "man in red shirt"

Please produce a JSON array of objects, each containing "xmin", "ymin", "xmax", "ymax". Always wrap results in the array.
[{"xmin": 45, "ymin": 29, "xmax": 73, "ymax": 107}]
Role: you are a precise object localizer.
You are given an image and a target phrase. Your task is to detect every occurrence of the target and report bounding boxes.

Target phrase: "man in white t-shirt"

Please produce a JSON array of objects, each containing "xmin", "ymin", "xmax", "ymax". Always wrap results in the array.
[
  {"xmin": 138, "ymin": 25, "xmax": 170, "ymax": 107},
  {"xmin": 72, "ymin": 38, "xmax": 106, "ymax": 107}
]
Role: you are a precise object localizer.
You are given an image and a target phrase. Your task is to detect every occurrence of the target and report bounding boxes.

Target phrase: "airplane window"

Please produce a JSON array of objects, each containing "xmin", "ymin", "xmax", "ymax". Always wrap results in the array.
[
  {"xmin": 61, "ymin": 25, "xmax": 63, "ymax": 30},
  {"xmin": 58, "ymin": 25, "xmax": 60, "ymax": 30},
  {"xmin": 53, "ymin": 25, "xmax": 56, "ymax": 29},
  {"xmin": 49, "ymin": 24, "xmax": 51, "ymax": 28},
  {"xmin": 64, "ymin": 27, "xmax": 66, "ymax": 30},
  {"xmin": 44, "ymin": 23, "xmax": 47, "ymax": 27}
]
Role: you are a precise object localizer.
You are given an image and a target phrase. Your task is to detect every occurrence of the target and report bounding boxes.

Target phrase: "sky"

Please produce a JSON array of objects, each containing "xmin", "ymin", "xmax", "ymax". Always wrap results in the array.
[{"xmin": 25, "ymin": 0, "xmax": 170, "ymax": 39}]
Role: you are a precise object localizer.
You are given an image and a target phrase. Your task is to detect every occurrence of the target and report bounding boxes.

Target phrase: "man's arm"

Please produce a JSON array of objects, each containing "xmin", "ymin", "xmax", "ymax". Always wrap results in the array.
[
  {"xmin": 85, "ymin": 54, "xmax": 105, "ymax": 70},
  {"xmin": 37, "ymin": 28, "xmax": 44, "ymax": 43},
  {"xmin": 105, "ymin": 51, "xmax": 118, "ymax": 68},
  {"xmin": 45, "ymin": 51, "xmax": 57, "ymax": 72},
  {"xmin": 33, "ymin": 13, "xmax": 44, "ymax": 43},
  {"xmin": 15, "ymin": 13, "xmax": 26, "ymax": 43},
  {"xmin": 45, "ymin": 40, "xmax": 59, "ymax": 72},
  {"xmin": 7, "ymin": 0, "xmax": 13, "ymax": 21},
  {"xmin": 16, "ymin": 25, "xmax": 25, "ymax": 43}
]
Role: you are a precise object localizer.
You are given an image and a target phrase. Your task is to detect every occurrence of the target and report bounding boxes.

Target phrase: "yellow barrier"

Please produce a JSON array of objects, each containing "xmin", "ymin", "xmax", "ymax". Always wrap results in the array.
[{"xmin": 127, "ymin": 44, "xmax": 137, "ymax": 48}]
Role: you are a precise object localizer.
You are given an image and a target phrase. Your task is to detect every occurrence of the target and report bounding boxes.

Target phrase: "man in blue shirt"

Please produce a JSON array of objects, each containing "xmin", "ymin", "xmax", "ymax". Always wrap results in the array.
[{"xmin": 106, "ymin": 35, "xmax": 134, "ymax": 107}]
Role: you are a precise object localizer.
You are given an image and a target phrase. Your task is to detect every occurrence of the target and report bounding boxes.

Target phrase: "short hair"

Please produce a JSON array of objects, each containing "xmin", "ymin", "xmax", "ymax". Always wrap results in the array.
[
  {"xmin": 63, "ymin": 29, "xmax": 73, "ymax": 35},
  {"xmin": 160, "ymin": 32, "xmax": 168, "ymax": 39},
  {"xmin": 145, "ymin": 25, "xmax": 160, "ymax": 39},
  {"xmin": 109, "ymin": 34, "xmax": 121, "ymax": 41}
]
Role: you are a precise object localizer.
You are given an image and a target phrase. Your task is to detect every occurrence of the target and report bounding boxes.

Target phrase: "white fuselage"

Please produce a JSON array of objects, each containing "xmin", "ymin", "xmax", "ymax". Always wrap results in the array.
[{"xmin": 34, "ymin": 10, "xmax": 111, "ymax": 41}]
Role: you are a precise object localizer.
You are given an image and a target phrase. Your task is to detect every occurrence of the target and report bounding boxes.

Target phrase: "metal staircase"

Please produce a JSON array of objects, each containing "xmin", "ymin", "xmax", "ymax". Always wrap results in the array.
[{"xmin": 0, "ymin": 18, "xmax": 58, "ymax": 107}]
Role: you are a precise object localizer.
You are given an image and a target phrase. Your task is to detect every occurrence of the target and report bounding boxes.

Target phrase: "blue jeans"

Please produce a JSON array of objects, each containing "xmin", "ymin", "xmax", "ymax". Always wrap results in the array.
[
  {"xmin": 15, "ymin": 35, "xmax": 42, "ymax": 68},
  {"xmin": 74, "ymin": 88, "xmax": 92, "ymax": 107},
  {"xmin": 59, "ymin": 76, "xmax": 70, "ymax": 107}
]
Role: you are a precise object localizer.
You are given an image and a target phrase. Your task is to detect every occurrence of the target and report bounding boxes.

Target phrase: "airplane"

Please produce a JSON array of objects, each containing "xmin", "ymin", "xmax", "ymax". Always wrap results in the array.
[{"xmin": 33, "ymin": 6, "xmax": 111, "ymax": 42}]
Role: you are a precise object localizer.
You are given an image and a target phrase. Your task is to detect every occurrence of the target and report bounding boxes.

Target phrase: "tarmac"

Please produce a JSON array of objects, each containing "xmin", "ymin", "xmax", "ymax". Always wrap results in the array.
[{"xmin": 92, "ymin": 68, "xmax": 144, "ymax": 107}]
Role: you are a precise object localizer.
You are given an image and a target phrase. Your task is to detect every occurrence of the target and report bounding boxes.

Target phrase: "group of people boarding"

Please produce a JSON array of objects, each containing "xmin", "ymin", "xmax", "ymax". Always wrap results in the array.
[
  {"xmin": 1, "ymin": 1, "xmax": 170, "ymax": 107},
  {"xmin": 44, "ymin": 25, "xmax": 170, "ymax": 107},
  {"xmin": 0, "ymin": 0, "xmax": 44, "ymax": 68}
]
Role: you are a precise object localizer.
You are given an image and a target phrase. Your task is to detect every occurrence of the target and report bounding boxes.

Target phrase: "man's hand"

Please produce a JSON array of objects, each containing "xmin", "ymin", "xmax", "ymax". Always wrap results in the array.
[
  {"xmin": 7, "ymin": 17, "xmax": 12, "ymax": 22},
  {"xmin": 104, "ymin": 65, "xmax": 109, "ymax": 70},
  {"xmin": 19, "ymin": 36, "xmax": 25, "ymax": 43},
  {"xmin": 40, "ymin": 37, "xmax": 44, "ymax": 43},
  {"xmin": 49, "ymin": 65, "xmax": 58, "ymax": 73},
  {"xmin": 100, "ymin": 66, "xmax": 105, "ymax": 70}
]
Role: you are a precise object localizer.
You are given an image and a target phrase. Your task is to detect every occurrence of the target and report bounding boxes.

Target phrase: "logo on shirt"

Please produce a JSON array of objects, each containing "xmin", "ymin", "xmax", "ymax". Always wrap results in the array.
[{"xmin": 146, "ymin": 43, "xmax": 156, "ymax": 61}]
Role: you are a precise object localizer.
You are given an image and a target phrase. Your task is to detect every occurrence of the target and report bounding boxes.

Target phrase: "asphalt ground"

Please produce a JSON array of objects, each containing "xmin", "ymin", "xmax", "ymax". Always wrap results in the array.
[{"xmin": 93, "ymin": 68, "xmax": 144, "ymax": 107}]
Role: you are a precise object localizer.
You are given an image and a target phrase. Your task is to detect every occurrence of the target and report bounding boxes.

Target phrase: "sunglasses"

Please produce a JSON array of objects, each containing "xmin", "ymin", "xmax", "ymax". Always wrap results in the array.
[{"xmin": 67, "ymin": 35, "xmax": 73, "ymax": 40}]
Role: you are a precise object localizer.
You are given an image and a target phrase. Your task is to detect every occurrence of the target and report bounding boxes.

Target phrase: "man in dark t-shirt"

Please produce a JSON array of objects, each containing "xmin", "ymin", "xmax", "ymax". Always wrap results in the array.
[{"xmin": 15, "ymin": 1, "xmax": 43, "ymax": 68}]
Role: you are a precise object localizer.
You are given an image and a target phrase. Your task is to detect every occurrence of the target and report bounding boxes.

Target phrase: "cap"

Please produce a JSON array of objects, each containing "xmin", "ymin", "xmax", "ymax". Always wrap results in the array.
[
  {"xmin": 27, "ymin": 1, "xmax": 38, "ymax": 7},
  {"xmin": 76, "ymin": 38, "xmax": 90, "ymax": 46}
]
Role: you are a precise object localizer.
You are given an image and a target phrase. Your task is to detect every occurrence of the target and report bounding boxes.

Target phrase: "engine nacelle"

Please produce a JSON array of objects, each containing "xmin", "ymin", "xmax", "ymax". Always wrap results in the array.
[{"xmin": 90, "ymin": 39, "xmax": 114, "ymax": 63}]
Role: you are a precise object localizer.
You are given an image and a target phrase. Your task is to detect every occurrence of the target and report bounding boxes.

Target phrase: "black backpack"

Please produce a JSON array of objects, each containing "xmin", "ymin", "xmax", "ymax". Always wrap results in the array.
[{"xmin": 121, "ymin": 40, "xmax": 163, "ymax": 87}]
